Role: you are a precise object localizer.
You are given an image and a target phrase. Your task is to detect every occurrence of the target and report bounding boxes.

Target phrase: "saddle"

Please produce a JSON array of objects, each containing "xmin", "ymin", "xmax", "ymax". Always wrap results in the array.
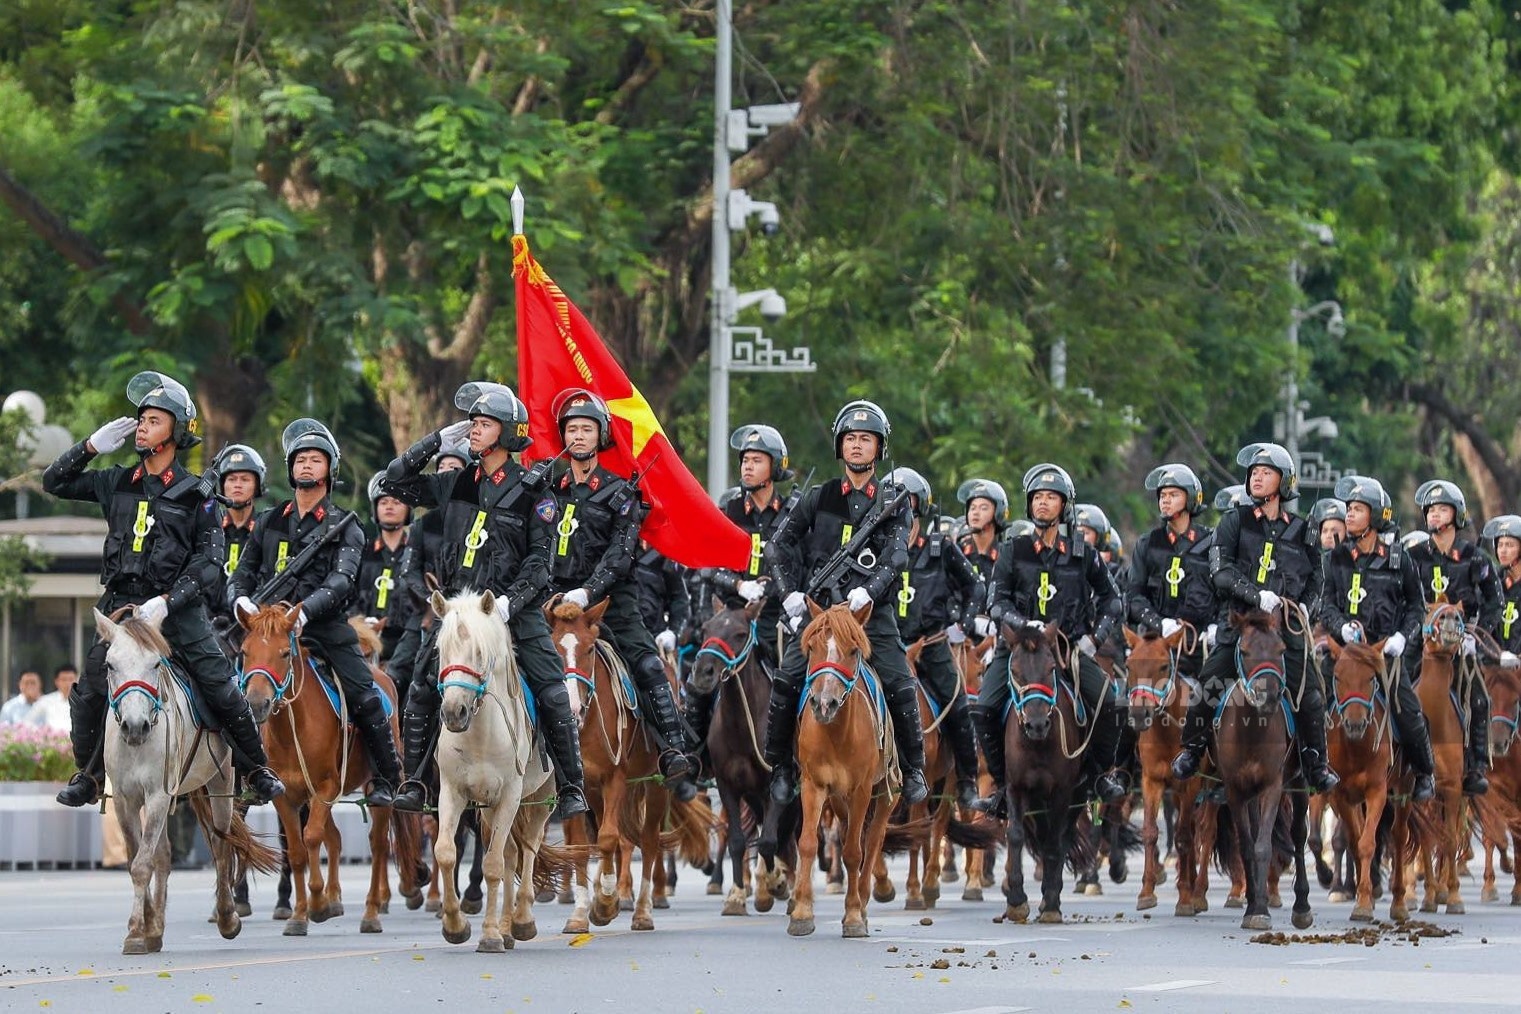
[
  {"xmin": 167, "ymin": 659, "xmax": 221, "ymax": 733},
  {"xmin": 589, "ymin": 639, "xmax": 642, "ymax": 719},
  {"xmin": 303, "ymin": 646, "xmax": 394, "ymax": 723}
]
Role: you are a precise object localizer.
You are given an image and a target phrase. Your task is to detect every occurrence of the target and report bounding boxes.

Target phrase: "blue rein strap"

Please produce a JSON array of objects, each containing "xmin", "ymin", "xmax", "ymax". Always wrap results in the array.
[
  {"xmin": 799, "ymin": 660, "xmax": 859, "ymax": 714},
  {"xmin": 696, "ymin": 621, "xmax": 759, "ymax": 674}
]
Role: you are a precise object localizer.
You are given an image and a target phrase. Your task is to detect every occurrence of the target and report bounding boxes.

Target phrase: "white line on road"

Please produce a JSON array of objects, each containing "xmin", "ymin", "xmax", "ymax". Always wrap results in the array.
[
  {"xmin": 931, "ymin": 1007, "xmax": 1033, "ymax": 1014},
  {"xmin": 1126, "ymin": 979, "xmax": 1216, "ymax": 992},
  {"xmin": 1289, "ymin": 956, "xmax": 1368, "ymax": 966}
]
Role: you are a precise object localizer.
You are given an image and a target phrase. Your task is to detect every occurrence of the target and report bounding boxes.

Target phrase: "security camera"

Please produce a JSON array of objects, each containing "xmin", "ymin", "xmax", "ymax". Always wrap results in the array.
[
  {"xmin": 757, "ymin": 203, "xmax": 780, "ymax": 236},
  {"xmin": 759, "ymin": 292, "xmax": 787, "ymax": 322},
  {"xmin": 1327, "ymin": 306, "xmax": 1347, "ymax": 337},
  {"xmin": 728, "ymin": 189, "xmax": 781, "ymax": 236},
  {"xmin": 746, "ymin": 102, "xmax": 801, "ymax": 128}
]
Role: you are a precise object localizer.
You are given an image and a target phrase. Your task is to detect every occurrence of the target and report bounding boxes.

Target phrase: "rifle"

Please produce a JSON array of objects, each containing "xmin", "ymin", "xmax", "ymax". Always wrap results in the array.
[
  {"xmin": 762, "ymin": 467, "xmax": 815, "ymax": 575},
  {"xmin": 250, "ymin": 512, "xmax": 359, "ymax": 605},
  {"xmin": 805, "ymin": 483, "xmax": 912, "ymax": 599}
]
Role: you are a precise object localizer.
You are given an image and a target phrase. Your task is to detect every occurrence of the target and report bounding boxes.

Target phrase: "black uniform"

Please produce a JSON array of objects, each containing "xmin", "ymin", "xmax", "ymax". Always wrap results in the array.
[
  {"xmin": 899, "ymin": 530, "xmax": 985, "ymax": 789},
  {"xmin": 1491, "ymin": 571, "xmax": 1521, "ymax": 654},
  {"xmin": 227, "ymin": 494, "xmax": 402, "ymax": 801},
  {"xmin": 353, "ymin": 532, "xmax": 410, "ymax": 663},
  {"xmin": 42, "ymin": 442, "xmax": 274, "ymax": 798},
  {"xmin": 762, "ymin": 475, "xmax": 927, "ymax": 801},
  {"xmin": 978, "ymin": 527, "xmax": 1130, "ymax": 797},
  {"xmin": 635, "ymin": 545, "xmax": 691, "ymax": 643},
  {"xmin": 1407, "ymin": 537, "xmax": 1502, "ymax": 778},
  {"xmin": 1317, "ymin": 539, "xmax": 1436, "ymax": 775},
  {"xmin": 957, "ymin": 533, "xmax": 1000, "ymax": 586},
  {"xmin": 1127, "ymin": 521, "xmax": 1216, "ymax": 679},
  {"xmin": 209, "ymin": 512, "xmax": 258, "ymax": 633}
]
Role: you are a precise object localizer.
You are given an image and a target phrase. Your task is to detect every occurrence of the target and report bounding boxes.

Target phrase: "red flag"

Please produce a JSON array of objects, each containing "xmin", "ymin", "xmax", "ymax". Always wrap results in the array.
[{"xmin": 513, "ymin": 234, "xmax": 751, "ymax": 570}]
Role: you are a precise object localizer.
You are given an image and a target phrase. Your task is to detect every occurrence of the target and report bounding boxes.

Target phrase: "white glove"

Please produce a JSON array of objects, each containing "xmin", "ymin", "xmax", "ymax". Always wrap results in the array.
[
  {"xmin": 494, "ymin": 598, "xmax": 513, "ymax": 624},
  {"xmin": 1077, "ymin": 635, "xmax": 1097, "ymax": 658},
  {"xmin": 1341, "ymin": 622, "xmax": 1362, "ymax": 644},
  {"xmin": 1258, "ymin": 589, "xmax": 1282, "ymax": 613},
  {"xmin": 980, "ymin": 646, "xmax": 995, "ymax": 667},
  {"xmin": 440, "ymin": 419, "xmax": 472, "ymax": 445},
  {"xmin": 1462, "ymin": 633, "xmax": 1477, "ymax": 658},
  {"xmin": 88, "ymin": 416, "xmax": 137, "ymax": 455},
  {"xmin": 1204, "ymin": 623, "xmax": 1219, "ymax": 650},
  {"xmin": 846, "ymin": 587, "xmax": 872, "ymax": 611},
  {"xmin": 563, "ymin": 588, "xmax": 590, "ymax": 609},
  {"xmin": 294, "ymin": 607, "xmax": 308, "ymax": 631},
  {"xmin": 136, "ymin": 596, "xmax": 169, "ymax": 626},
  {"xmin": 234, "ymin": 596, "xmax": 258, "ymax": 619},
  {"xmin": 1502, "ymin": 651, "xmax": 1521, "ymax": 670},
  {"xmin": 364, "ymin": 616, "xmax": 382, "ymax": 629},
  {"xmin": 1383, "ymin": 632, "xmax": 1406, "ymax": 657},
  {"xmin": 656, "ymin": 629, "xmax": 677, "ymax": 652},
  {"xmin": 1161, "ymin": 618, "xmax": 1182, "ymax": 639},
  {"xmin": 737, "ymin": 580, "xmax": 765, "ymax": 603},
  {"xmin": 783, "ymin": 591, "xmax": 807, "ymax": 619},
  {"xmin": 973, "ymin": 616, "xmax": 996, "ymax": 637},
  {"xmin": 1024, "ymin": 619, "xmax": 1046, "ymax": 633},
  {"xmin": 945, "ymin": 623, "xmax": 967, "ymax": 645}
]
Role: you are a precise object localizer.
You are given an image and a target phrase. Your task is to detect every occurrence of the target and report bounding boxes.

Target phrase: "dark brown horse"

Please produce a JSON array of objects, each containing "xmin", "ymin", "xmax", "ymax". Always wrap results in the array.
[
  {"xmin": 996, "ymin": 621, "xmax": 1089, "ymax": 924},
  {"xmin": 1212, "ymin": 608, "xmax": 1311, "ymax": 931},
  {"xmin": 687, "ymin": 600, "xmax": 798, "ymax": 916}
]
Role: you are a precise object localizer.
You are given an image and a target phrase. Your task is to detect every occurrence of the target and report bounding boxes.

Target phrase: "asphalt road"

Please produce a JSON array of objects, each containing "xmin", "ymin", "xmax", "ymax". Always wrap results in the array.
[{"xmin": 3, "ymin": 830, "xmax": 1520, "ymax": 1014}]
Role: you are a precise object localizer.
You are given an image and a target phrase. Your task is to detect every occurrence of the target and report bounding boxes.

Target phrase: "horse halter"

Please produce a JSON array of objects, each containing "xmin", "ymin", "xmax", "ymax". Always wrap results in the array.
[
  {"xmin": 1333, "ymin": 657, "xmax": 1382, "ymax": 720},
  {"xmin": 695, "ymin": 620, "xmax": 759, "ymax": 682},
  {"xmin": 1127, "ymin": 649, "xmax": 1178, "ymax": 709},
  {"xmin": 1423, "ymin": 603, "xmax": 1467, "ymax": 646},
  {"xmin": 439, "ymin": 657, "xmax": 496, "ymax": 713},
  {"xmin": 238, "ymin": 629, "xmax": 300, "ymax": 709},
  {"xmin": 1004, "ymin": 654, "xmax": 1059, "ymax": 716},
  {"xmin": 1232, "ymin": 639, "xmax": 1285, "ymax": 702},
  {"xmin": 803, "ymin": 658, "xmax": 859, "ymax": 703},
  {"xmin": 108, "ymin": 657, "xmax": 170, "ymax": 725}
]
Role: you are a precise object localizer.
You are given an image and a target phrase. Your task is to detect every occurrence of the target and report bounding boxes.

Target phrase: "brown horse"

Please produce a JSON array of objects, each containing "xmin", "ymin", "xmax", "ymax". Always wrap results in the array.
[
  {"xmin": 1211, "ymin": 609, "xmax": 1312, "ymax": 932},
  {"xmin": 788, "ymin": 600, "xmax": 902, "ymax": 937},
  {"xmin": 1477, "ymin": 656, "xmax": 1521, "ymax": 904},
  {"xmin": 1322, "ymin": 638, "xmax": 1395, "ymax": 921},
  {"xmin": 687, "ymin": 600, "xmax": 798, "ymax": 917},
  {"xmin": 1407, "ymin": 601, "xmax": 1469, "ymax": 916},
  {"xmin": 950, "ymin": 633, "xmax": 998, "ymax": 899},
  {"xmin": 237, "ymin": 604, "xmax": 420, "ymax": 936},
  {"xmin": 1123, "ymin": 626, "xmax": 1200, "ymax": 916},
  {"xmin": 546, "ymin": 598, "xmax": 711, "ymax": 934}
]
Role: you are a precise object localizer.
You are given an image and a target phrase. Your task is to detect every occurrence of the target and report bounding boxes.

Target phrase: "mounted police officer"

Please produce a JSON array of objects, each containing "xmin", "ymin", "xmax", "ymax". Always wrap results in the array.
[
  {"xmin": 1316, "ymin": 475, "xmax": 1435, "ymax": 802},
  {"xmin": 885, "ymin": 467, "xmax": 985, "ymax": 809},
  {"xmin": 635, "ymin": 539, "xmax": 690, "ymax": 666},
  {"xmin": 352, "ymin": 473, "xmax": 413, "ymax": 664},
  {"xmin": 1482, "ymin": 515, "xmax": 1521, "ymax": 670},
  {"xmin": 228, "ymin": 419, "xmax": 402, "ymax": 807},
  {"xmin": 1127, "ymin": 464, "xmax": 1215, "ymax": 683},
  {"xmin": 1075, "ymin": 502, "xmax": 1128, "ymax": 645},
  {"xmin": 956, "ymin": 479, "xmax": 1010, "ymax": 581},
  {"xmin": 687, "ymin": 425, "xmax": 797, "ymax": 753},
  {"xmin": 1404, "ymin": 479, "xmax": 1501, "ymax": 795},
  {"xmin": 207, "ymin": 443, "xmax": 268, "ymax": 637},
  {"xmin": 1171, "ymin": 443, "xmax": 1339, "ymax": 794},
  {"xmin": 44, "ymin": 372, "xmax": 283, "ymax": 807},
  {"xmin": 383, "ymin": 383, "xmax": 588, "ymax": 818},
  {"xmin": 972, "ymin": 464, "xmax": 1132, "ymax": 812},
  {"xmin": 1310, "ymin": 498, "xmax": 1348, "ymax": 553},
  {"xmin": 762, "ymin": 400, "xmax": 930, "ymax": 806},
  {"xmin": 387, "ymin": 441, "xmax": 469, "ymax": 703},
  {"xmin": 543, "ymin": 388, "xmax": 699, "ymax": 803}
]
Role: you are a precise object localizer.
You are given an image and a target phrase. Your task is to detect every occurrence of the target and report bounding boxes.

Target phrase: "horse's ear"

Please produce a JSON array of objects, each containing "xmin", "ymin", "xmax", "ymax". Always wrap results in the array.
[
  {"xmin": 1163, "ymin": 626, "xmax": 1186, "ymax": 650},
  {"xmin": 806, "ymin": 596, "xmax": 824, "ymax": 619},
  {"xmin": 93, "ymin": 607, "xmax": 117, "ymax": 642},
  {"xmin": 430, "ymin": 589, "xmax": 449, "ymax": 619},
  {"xmin": 711, "ymin": 594, "xmax": 726, "ymax": 616},
  {"xmin": 1368, "ymin": 638, "xmax": 1385, "ymax": 657},
  {"xmin": 743, "ymin": 597, "xmax": 764, "ymax": 622},
  {"xmin": 586, "ymin": 597, "xmax": 611, "ymax": 624},
  {"xmin": 997, "ymin": 621, "xmax": 1017, "ymax": 648},
  {"xmin": 1123, "ymin": 626, "xmax": 1140, "ymax": 649},
  {"xmin": 479, "ymin": 590, "xmax": 496, "ymax": 615},
  {"xmin": 283, "ymin": 604, "xmax": 301, "ymax": 629},
  {"xmin": 851, "ymin": 600, "xmax": 873, "ymax": 626}
]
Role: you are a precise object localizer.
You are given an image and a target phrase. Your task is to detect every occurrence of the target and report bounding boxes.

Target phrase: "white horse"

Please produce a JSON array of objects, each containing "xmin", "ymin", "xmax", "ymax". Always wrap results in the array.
[
  {"xmin": 431, "ymin": 589, "xmax": 559, "ymax": 951},
  {"xmin": 94, "ymin": 607, "xmax": 279, "ymax": 954}
]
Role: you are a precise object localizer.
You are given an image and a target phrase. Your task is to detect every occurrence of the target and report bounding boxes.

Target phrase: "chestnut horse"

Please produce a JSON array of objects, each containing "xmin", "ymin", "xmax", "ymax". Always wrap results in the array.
[
  {"xmin": 1406, "ymin": 601, "xmax": 1471, "ymax": 916},
  {"xmin": 1477, "ymin": 655, "xmax": 1521, "ymax": 904},
  {"xmin": 951, "ymin": 633, "xmax": 998, "ymax": 899},
  {"xmin": 1322, "ymin": 637, "xmax": 1394, "ymax": 922},
  {"xmin": 238, "ymin": 604, "xmax": 420, "ymax": 937},
  {"xmin": 1123, "ymin": 626, "xmax": 1200, "ymax": 916}
]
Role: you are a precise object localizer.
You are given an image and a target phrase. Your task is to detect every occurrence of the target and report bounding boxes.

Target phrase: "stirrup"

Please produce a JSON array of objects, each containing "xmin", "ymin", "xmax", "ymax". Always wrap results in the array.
[
  {"xmin": 969, "ymin": 788, "xmax": 1007, "ymax": 819},
  {"xmin": 1094, "ymin": 769, "xmax": 1129, "ymax": 804},
  {"xmin": 391, "ymin": 779, "xmax": 431, "ymax": 812},
  {"xmin": 1171, "ymin": 747, "xmax": 1204, "ymax": 781},
  {"xmin": 900, "ymin": 768, "xmax": 929, "ymax": 805},
  {"xmin": 362, "ymin": 778, "xmax": 395, "ymax": 808},
  {"xmin": 553, "ymin": 784, "xmax": 590, "ymax": 820},
  {"xmin": 1463, "ymin": 768, "xmax": 1490, "ymax": 796},
  {"xmin": 1410, "ymin": 772, "xmax": 1436, "ymax": 803},
  {"xmin": 243, "ymin": 767, "xmax": 285, "ymax": 805},
  {"xmin": 55, "ymin": 772, "xmax": 102, "ymax": 808}
]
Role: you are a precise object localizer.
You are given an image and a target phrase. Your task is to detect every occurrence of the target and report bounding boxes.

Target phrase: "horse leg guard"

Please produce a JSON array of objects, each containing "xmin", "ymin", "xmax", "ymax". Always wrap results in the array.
[
  {"xmin": 220, "ymin": 701, "xmax": 285, "ymax": 804},
  {"xmin": 352, "ymin": 689, "xmax": 401, "ymax": 807},
  {"xmin": 1466, "ymin": 687, "xmax": 1491, "ymax": 796},
  {"xmin": 391, "ymin": 701, "xmax": 437, "ymax": 813},
  {"xmin": 884, "ymin": 676, "xmax": 929, "ymax": 805},
  {"xmin": 537, "ymin": 681, "xmax": 589, "ymax": 819},
  {"xmin": 763, "ymin": 669, "xmax": 803, "ymax": 804}
]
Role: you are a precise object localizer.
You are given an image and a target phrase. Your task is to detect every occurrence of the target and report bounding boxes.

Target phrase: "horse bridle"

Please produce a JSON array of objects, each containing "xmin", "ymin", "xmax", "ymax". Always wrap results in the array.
[
  {"xmin": 1230, "ymin": 639, "xmax": 1286, "ymax": 707},
  {"xmin": 696, "ymin": 620, "xmax": 759, "ymax": 684},
  {"xmin": 237, "ymin": 629, "xmax": 302, "ymax": 713},
  {"xmin": 802, "ymin": 658, "xmax": 859, "ymax": 705},
  {"xmin": 1004, "ymin": 653, "xmax": 1059, "ymax": 718},
  {"xmin": 1126, "ymin": 649, "xmax": 1178, "ymax": 709},
  {"xmin": 108, "ymin": 657, "xmax": 171, "ymax": 727},
  {"xmin": 439, "ymin": 658, "xmax": 496, "ymax": 716}
]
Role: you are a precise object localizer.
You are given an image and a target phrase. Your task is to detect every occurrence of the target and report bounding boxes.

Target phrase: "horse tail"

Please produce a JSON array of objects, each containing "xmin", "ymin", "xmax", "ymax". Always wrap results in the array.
[
  {"xmin": 187, "ymin": 788, "xmax": 282, "ymax": 875},
  {"xmin": 520, "ymin": 829, "xmax": 597, "ymax": 894},
  {"xmin": 389, "ymin": 808, "xmax": 424, "ymax": 893},
  {"xmin": 617, "ymin": 782, "xmax": 648, "ymax": 845},
  {"xmin": 881, "ymin": 814, "xmax": 934, "ymax": 856},
  {"xmin": 1208, "ymin": 801, "xmax": 1237, "ymax": 875},
  {"xmin": 944, "ymin": 814, "xmax": 1005, "ymax": 850},
  {"xmin": 1471, "ymin": 791, "xmax": 1521, "ymax": 847},
  {"xmin": 1401, "ymin": 799, "xmax": 1452, "ymax": 866},
  {"xmin": 662, "ymin": 794, "xmax": 718, "ymax": 868},
  {"xmin": 1062, "ymin": 811, "xmax": 1100, "ymax": 874}
]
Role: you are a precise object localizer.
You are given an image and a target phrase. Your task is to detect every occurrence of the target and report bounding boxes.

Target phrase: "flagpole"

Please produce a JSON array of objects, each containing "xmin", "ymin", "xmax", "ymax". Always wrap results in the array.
[{"xmin": 706, "ymin": 0, "xmax": 734, "ymax": 497}]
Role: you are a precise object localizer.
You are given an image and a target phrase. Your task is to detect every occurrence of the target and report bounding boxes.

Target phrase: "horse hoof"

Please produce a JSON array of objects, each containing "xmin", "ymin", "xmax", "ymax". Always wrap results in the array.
[
  {"xmin": 360, "ymin": 917, "xmax": 383, "ymax": 934},
  {"xmin": 272, "ymin": 905, "xmax": 293, "ymax": 921},
  {"xmin": 425, "ymin": 898, "xmax": 441, "ymax": 914},
  {"xmin": 406, "ymin": 893, "xmax": 425, "ymax": 912},
  {"xmin": 1136, "ymin": 895, "xmax": 1157, "ymax": 912},
  {"xmin": 631, "ymin": 914, "xmax": 654, "ymax": 932},
  {"xmin": 754, "ymin": 892, "xmax": 775, "ymax": 913},
  {"xmin": 218, "ymin": 916, "xmax": 241, "ymax": 941},
  {"xmin": 706, "ymin": 883, "xmax": 723, "ymax": 896},
  {"xmin": 536, "ymin": 888, "xmax": 556, "ymax": 904},
  {"xmin": 905, "ymin": 897, "xmax": 926, "ymax": 911},
  {"xmin": 1372, "ymin": 885, "xmax": 1384, "ymax": 900},
  {"xmin": 1174, "ymin": 902, "xmax": 1195, "ymax": 918},
  {"xmin": 236, "ymin": 901, "xmax": 252, "ymax": 918},
  {"xmin": 379, "ymin": 901, "xmax": 390, "ymax": 915},
  {"xmin": 1083, "ymin": 883, "xmax": 1103, "ymax": 897},
  {"xmin": 122, "ymin": 938, "xmax": 147, "ymax": 956},
  {"xmin": 1109, "ymin": 861, "xmax": 1129, "ymax": 885},
  {"xmin": 1419, "ymin": 899, "xmax": 1438, "ymax": 913},
  {"xmin": 723, "ymin": 898, "xmax": 748, "ymax": 917},
  {"xmin": 826, "ymin": 882, "xmax": 844, "ymax": 896},
  {"xmin": 331, "ymin": 901, "xmax": 345, "ymax": 917},
  {"xmin": 619, "ymin": 897, "xmax": 634, "ymax": 912},
  {"xmin": 1005, "ymin": 903, "xmax": 1029, "ymax": 923},
  {"xmin": 1292, "ymin": 911, "xmax": 1314, "ymax": 930},
  {"xmin": 461, "ymin": 897, "xmax": 482, "ymax": 916},
  {"xmin": 872, "ymin": 882, "xmax": 895, "ymax": 904},
  {"xmin": 146, "ymin": 935, "xmax": 163, "ymax": 953},
  {"xmin": 653, "ymin": 896, "xmax": 670, "ymax": 910},
  {"xmin": 589, "ymin": 902, "xmax": 616, "ymax": 927},
  {"xmin": 1194, "ymin": 897, "xmax": 1209, "ymax": 913},
  {"xmin": 943, "ymin": 867, "xmax": 959, "ymax": 883},
  {"xmin": 1268, "ymin": 895, "xmax": 1283, "ymax": 910},
  {"xmin": 1350, "ymin": 906, "xmax": 1373, "ymax": 922},
  {"xmin": 1390, "ymin": 904, "xmax": 1410, "ymax": 922},
  {"xmin": 962, "ymin": 887, "xmax": 983, "ymax": 903},
  {"xmin": 476, "ymin": 937, "xmax": 507, "ymax": 953},
  {"xmin": 1436, "ymin": 890, "xmax": 1449, "ymax": 905},
  {"xmin": 557, "ymin": 891, "xmax": 574, "ymax": 906},
  {"xmin": 1482, "ymin": 887, "xmax": 1499, "ymax": 903},
  {"xmin": 1225, "ymin": 896, "xmax": 1245, "ymax": 909},
  {"xmin": 1327, "ymin": 891, "xmax": 1349, "ymax": 904},
  {"xmin": 787, "ymin": 917, "xmax": 816, "ymax": 937},
  {"xmin": 1037, "ymin": 909, "xmax": 1063, "ymax": 924},
  {"xmin": 283, "ymin": 920, "xmax": 308, "ymax": 937},
  {"xmin": 443, "ymin": 922, "xmax": 472, "ymax": 945},
  {"xmin": 562, "ymin": 918, "xmax": 589, "ymax": 935},
  {"xmin": 1242, "ymin": 914, "xmax": 1272, "ymax": 931},
  {"xmin": 511, "ymin": 920, "xmax": 537, "ymax": 942},
  {"xmin": 1447, "ymin": 901, "xmax": 1466, "ymax": 915},
  {"xmin": 842, "ymin": 921, "xmax": 869, "ymax": 938}
]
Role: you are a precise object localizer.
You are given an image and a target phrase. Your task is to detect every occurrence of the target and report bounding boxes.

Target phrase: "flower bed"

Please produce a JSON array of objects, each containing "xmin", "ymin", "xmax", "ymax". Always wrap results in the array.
[
  {"xmin": 0, "ymin": 725, "xmax": 74, "ymax": 782},
  {"xmin": 0, "ymin": 727, "xmax": 99, "ymax": 868}
]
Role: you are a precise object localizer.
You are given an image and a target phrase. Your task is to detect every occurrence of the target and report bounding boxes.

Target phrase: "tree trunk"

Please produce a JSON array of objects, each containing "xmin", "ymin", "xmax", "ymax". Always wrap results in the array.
[{"xmin": 194, "ymin": 353, "xmax": 269, "ymax": 457}]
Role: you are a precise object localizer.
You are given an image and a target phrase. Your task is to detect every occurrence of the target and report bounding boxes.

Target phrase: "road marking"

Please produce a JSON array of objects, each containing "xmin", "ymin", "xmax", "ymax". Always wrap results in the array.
[
  {"xmin": 1289, "ymin": 956, "xmax": 1368, "ymax": 966},
  {"xmin": 0, "ymin": 943, "xmax": 458, "ymax": 989},
  {"xmin": 931, "ymin": 1008, "xmax": 1032, "ymax": 1014},
  {"xmin": 1126, "ymin": 979, "xmax": 1215, "ymax": 992}
]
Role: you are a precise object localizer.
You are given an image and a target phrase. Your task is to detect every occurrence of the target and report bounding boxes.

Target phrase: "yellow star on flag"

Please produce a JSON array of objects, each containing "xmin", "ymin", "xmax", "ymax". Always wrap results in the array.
[{"xmin": 607, "ymin": 388, "xmax": 667, "ymax": 457}]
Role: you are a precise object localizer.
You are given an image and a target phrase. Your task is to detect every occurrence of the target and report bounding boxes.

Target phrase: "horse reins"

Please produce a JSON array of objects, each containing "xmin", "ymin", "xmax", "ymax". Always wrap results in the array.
[{"xmin": 698, "ymin": 619, "xmax": 770, "ymax": 771}]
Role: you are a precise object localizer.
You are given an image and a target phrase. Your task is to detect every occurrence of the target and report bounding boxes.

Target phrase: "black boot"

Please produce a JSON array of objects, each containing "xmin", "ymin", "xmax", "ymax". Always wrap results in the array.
[
  {"xmin": 639, "ymin": 666, "xmax": 698, "ymax": 803},
  {"xmin": 1089, "ymin": 706, "xmax": 1132, "ymax": 804},
  {"xmin": 351, "ymin": 690, "xmax": 402, "ymax": 807},
  {"xmin": 1466, "ymin": 689, "xmax": 1491, "ymax": 796},
  {"xmin": 1294, "ymin": 693, "xmax": 1340, "ymax": 795},
  {"xmin": 969, "ymin": 704, "xmax": 1007, "ymax": 818},
  {"xmin": 1400, "ymin": 712, "xmax": 1437, "ymax": 804},
  {"xmin": 763, "ymin": 670, "xmax": 803, "ymax": 804},
  {"xmin": 56, "ymin": 689, "xmax": 108, "ymax": 807},
  {"xmin": 221, "ymin": 702, "xmax": 285, "ymax": 804},
  {"xmin": 884, "ymin": 676, "xmax": 929, "ymax": 805},
  {"xmin": 944, "ymin": 694, "xmax": 982, "ymax": 809},
  {"xmin": 684, "ymin": 686, "xmax": 717, "ymax": 770},
  {"xmin": 1170, "ymin": 684, "xmax": 1215, "ymax": 781},
  {"xmin": 537, "ymin": 681, "xmax": 589, "ymax": 819},
  {"xmin": 392, "ymin": 702, "xmax": 437, "ymax": 813}
]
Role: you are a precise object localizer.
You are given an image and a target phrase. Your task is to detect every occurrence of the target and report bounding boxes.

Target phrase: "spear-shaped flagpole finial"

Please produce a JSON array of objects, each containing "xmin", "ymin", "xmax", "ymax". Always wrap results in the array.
[{"xmin": 511, "ymin": 186, "xmax": 525, "ymax": 236}]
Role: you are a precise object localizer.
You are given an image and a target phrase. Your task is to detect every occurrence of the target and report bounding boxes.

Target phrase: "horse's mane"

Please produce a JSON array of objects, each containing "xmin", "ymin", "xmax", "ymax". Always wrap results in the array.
[
  {"xmin": 348, "ymin": 615, "xmax": 383, "ymax": 657},
  {"xmin": 1233, "ymin": 608, "xmax": 1280, "ymax": 634},
  {"xmin": 1007, "ymin": 623, "xmax": 1050, "ymax": 654},
  {"xmin": 245, "ymin": 605, "xmax": 295, "ymax": 642},
  {"xmin": 1337, "ymin": 639, "xmax": 1383, "ymax": 669},
  {"xmin": 438, "ymin": 591, "xmax": 518, "ymax": 692},
  {"xmin": 801, "ymin": 604, "xmax": 872, "ymax": 660},
  {"xmin": 117, "ymin": 615, "xmax": 172, "ymax": 658},
  {"xmin": 552, "ymin": 601, "xmax": 585, "ymax": 622}
]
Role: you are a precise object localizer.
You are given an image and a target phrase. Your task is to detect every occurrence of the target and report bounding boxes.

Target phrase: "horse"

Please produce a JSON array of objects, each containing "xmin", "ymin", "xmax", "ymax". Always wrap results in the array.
[
  {"xmin": 1405, "ymin": 601, "xmax": 1469, "ymax": 916},
  {"xmin": 547, "ymin": 598, "xmax": 712, "ymax": 934},
  {"xmin": 429, "ymin": 589, "xmax": 566, "ymax": 950},
  {"xmin": 1477, "ymin": 655, "xmax": 1521, "ymax": 904},
  {"xmin": 1210, "ymin": 608, "xmax": 1312, "ymax": 931},
  {"xmin": 1123, "ymin": 626, "xmax": 1200, "ymax": 916},
  {"xmin": 950, "ymin": 632, "xmax": 999, "ymax": 898},
  {"xmin": 687, "ymin": 600, "xmax": 798, "ymax": 917},
  {"xmin": 237, "ymin": 604, "xmax": 420, "ymax": 936},
  {"xmin": 94, "ymin": 608, "xmax": 280, "ymax": 954},
  {"xmin": 1321, "ymin": 637, "xmax": 1395, "ymax": 921}
]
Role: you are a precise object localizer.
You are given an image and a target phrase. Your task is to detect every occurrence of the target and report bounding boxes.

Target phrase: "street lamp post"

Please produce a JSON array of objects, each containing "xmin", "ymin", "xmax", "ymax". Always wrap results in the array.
[{"xmin": 1283, "ymin": 256, "xmax": 1345, "ymax": 482}]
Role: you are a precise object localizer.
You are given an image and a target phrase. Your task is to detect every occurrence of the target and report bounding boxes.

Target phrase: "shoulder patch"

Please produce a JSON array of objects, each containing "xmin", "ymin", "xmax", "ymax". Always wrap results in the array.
[
  {"xmin": 618, "ymin": 498, "xmax": 633, "ymax": 516},
  {"xmin": 203, "ymin": 499, "xmax": 217, "ymax": 513},
  {"xmin": 534, "ymin": 497, "xmax": 556, "ymax": 522}
]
